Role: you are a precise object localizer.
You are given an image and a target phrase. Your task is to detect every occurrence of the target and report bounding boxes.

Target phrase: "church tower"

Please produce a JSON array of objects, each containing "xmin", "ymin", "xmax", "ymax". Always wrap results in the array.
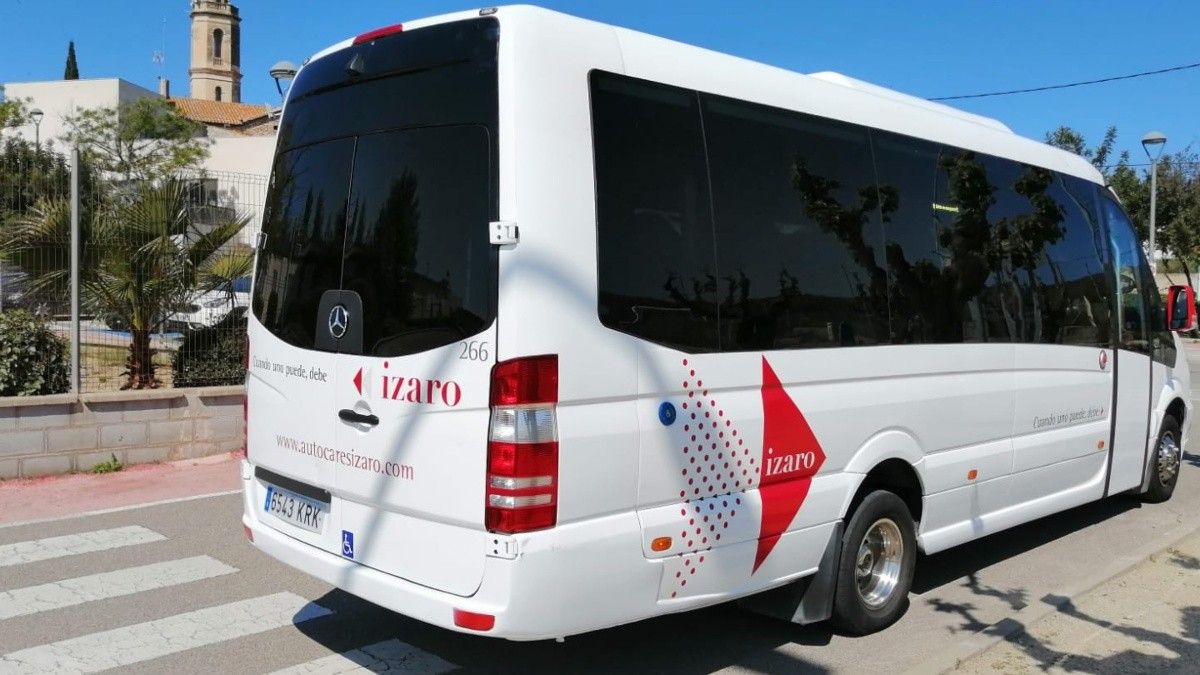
[{"xmin": 189, "ymin": 0, "xmax": 241, "ymax": 102}]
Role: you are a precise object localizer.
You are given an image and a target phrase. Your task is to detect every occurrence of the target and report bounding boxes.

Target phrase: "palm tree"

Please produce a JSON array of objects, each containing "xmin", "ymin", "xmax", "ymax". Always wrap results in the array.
[
  {"xmin": 199, "ymin": 247, "xmax": 255, "ymax": 313},
  {"xmin": 1, "ymin": 179, "xmax": 249, "ymax": 389}
]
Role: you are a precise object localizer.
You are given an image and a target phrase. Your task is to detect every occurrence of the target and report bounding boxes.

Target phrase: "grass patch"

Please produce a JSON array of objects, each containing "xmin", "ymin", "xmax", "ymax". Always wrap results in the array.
[
  {"xmin": 81, "ymin": 343, "xmax": 175, "ymax": 389},
  {"xmin": 90, "ymin": 453, "xmax": 124, "ymax": 474}
]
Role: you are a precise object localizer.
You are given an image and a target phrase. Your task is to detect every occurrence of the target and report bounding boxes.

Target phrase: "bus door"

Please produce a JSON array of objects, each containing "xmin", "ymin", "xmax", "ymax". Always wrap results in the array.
[{"xmin": 1103, "ymin": 197, "xmax": 1152, "ymax": 495}]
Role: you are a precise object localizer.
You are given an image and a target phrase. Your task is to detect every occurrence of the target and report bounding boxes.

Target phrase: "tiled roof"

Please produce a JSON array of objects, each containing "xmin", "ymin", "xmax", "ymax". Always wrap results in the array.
[
  {"xmin": 239, "ymin": 121, "xmax": 279, "ymax": 136},
  {"xmin": 169, "ymin": 98, "xmax": 271, "ymax": 127}
]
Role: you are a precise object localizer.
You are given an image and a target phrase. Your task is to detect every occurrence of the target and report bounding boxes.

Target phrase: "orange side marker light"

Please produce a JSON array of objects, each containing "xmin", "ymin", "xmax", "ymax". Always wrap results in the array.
[
  {"xmin": 967, "ymin": 469, "xmax": 978, "ymax": 481},
  {"xmin": 651, "ymin": 537, "xmax": 672, "ymax": 552},
  {"xmin": 1098, "ymin": 440, "xmax": 1106, "ymax": 450}
]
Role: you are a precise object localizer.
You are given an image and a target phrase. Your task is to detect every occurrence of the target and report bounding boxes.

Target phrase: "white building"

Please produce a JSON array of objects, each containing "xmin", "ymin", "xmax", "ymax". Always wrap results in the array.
[
  {"xmin": 0, "ymin": 1, "xmax": 277, "ymax": 245},
  {"xmin": 2, "ymin": 78, "xmax": 157, "ymax": 155}
]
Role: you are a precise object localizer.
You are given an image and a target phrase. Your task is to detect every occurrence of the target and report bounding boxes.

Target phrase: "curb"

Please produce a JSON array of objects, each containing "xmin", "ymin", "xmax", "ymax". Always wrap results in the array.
[
  {"xmin": 904, "ymin": 518, "xmax": 1200, "ymax": 674},
  {"xmin": 0, "ymin": 489, "xmax": 241, "ymax": 530}
]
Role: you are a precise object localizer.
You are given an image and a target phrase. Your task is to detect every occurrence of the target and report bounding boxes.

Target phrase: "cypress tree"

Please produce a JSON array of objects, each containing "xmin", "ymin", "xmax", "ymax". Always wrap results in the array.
[{"xmin": 64, "ymin": 41, "xmax": 79, "ymax": 80}]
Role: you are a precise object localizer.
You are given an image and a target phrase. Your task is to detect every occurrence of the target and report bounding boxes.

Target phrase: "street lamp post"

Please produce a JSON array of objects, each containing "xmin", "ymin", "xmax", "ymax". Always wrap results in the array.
[
  {"xmin": 269, "ymin": 61, "xmax": 298, "ymax": 101},
  {"xmin": 29, "ymin": 108, "xmax": 44, "ymax": 153},
  {"xmin": 1142, "ymin": 130, "xmax": 1167, "ymax": 275}
]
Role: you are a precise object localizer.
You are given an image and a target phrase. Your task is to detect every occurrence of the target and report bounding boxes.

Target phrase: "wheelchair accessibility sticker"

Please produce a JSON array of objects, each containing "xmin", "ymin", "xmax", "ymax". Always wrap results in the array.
[{"xmin": 342, "ymin": 530, "xmax": 355, "ymax": 559}]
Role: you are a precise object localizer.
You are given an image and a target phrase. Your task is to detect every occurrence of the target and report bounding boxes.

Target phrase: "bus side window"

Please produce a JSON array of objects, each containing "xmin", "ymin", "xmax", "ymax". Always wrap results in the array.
[
  {"xmin": 1137, "ymin": 251, "xmax": 1176, "ymax": 366},
  {"xmin": 591, "ymin": 72, "xmax": 720, "ymax": 352},
  {"xmin": 1102, "ymin": 197, "xmax": 1150, "ymax": 354},
  {"xmin": 701, "ymin": 93, "xmax": 886, "ymax": 351}
]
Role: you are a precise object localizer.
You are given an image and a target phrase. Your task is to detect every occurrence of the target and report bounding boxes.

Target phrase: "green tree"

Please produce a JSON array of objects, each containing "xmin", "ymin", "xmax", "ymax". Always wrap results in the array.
[
  {"xmin": 198, "ymin": 246, "xmax": 254, "ymax": 311},
  {"xmin": 0, "ymin": 137, "xmax": 84, "ymax": 216},
  {"xmin": 1144, "ymin": 150, "xmax": 1200, "ymax": 286},
  {"xmin": 1044, "ymin": 125, "xmax": 1128, "ymax": 180},
  {"xmin": 64, "ymin": 41, "xmax": 80, "ymax": 80},
  {"xmin": 63, "ymin": 98, "xmax": 209, "ymax": 182},
  {"xmin": 1043, "ymin": 125, "xmax": 1200, "ymax": 276},
  {"xmin": 0, "ymin": 96, "xmax": 30, "ymax": 133},
  {"xmin": 0, "ymin": 179, "xmax": 249, "ymax": 388}
]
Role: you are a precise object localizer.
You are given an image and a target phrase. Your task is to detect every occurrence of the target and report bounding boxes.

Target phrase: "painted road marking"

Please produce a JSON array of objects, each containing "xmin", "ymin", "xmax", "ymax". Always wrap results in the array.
[
  {"xmin": 270, "ymin": 639, "xmax": 456, "ymax": 675},
  {"xmin": 0, "ymin": 592, "xmax": 332, "ymax": 674},
  {"xmin": 0, "ymin": 526, "xmax": 165, "ymax": 568},
  {"xmin": 0, "ymin": 555, "xmax": 237, "ymax": 620}
]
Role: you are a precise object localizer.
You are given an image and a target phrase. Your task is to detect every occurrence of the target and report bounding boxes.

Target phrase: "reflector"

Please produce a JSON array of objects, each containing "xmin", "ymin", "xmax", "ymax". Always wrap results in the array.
[{"xmin": 453, "ymin": 609, "xmax": 496, "ymax": 631}]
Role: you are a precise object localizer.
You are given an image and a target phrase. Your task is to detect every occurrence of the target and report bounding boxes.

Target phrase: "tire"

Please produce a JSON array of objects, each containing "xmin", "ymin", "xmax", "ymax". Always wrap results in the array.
[
  {"xmin": 1141, "ymin": 415, "xmax": 1182, "ymax": 504},
  {"xmin": 830, "ymin": 490, "xmax": 917, "ymax": 635}
]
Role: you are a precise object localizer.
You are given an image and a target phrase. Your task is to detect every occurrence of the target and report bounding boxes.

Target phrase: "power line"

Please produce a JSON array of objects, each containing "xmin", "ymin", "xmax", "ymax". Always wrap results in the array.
[{"xmin": 929, "ymin": 61, "xmax": 1200, "ymax": 101}]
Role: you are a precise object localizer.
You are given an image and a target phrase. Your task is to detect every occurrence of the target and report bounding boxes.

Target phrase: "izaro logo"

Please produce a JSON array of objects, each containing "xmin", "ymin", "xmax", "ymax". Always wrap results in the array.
[
  {"xmin": 328, "ymin": 304, "xmax": 349, "ymax": 339},
  {"xmin": 349, "ymin": 363, "xmax": 463, "ymax": 406},
  {"xmin": 755, "ymin": 356, "xmax": 826, "ymax": 572}
]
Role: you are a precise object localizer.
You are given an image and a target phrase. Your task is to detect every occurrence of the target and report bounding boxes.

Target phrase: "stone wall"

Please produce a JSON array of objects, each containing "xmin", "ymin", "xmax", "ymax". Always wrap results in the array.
[{"xmin": 0, "ymin": 386, "xmax": 244, "ymax": 479}]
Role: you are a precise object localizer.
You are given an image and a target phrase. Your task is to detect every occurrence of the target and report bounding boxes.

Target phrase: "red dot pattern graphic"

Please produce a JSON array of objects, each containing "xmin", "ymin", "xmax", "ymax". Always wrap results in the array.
[{"xmin": 669, "ymin": 357, "xmax": 760, "ymax": 596}]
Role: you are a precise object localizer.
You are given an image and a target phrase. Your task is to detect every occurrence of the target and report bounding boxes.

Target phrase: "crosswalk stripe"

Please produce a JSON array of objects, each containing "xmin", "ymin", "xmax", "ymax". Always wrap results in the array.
[
  {"xmin": 0, "ymin": 526, "xmax": 165, "ymax": 568},
  {"xmin": 0, "ymin": 555, "xmax": 237, "ymax": 621},
  {"xmin": 270, "ymin": 639, "xmax": 456, "ymax": 675},
  {"xmin": 0, "ymin": 592, "xmax": 333, "ymax": 674}
]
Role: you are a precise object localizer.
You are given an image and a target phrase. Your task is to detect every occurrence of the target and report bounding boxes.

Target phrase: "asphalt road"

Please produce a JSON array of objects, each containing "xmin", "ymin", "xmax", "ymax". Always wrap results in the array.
[{"xmin": 2, "ymin": 360, "xmax": 1199, "ymax": 673}]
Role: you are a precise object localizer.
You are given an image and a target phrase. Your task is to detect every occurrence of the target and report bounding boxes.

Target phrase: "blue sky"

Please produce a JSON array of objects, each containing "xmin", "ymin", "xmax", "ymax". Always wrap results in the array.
[{"xmin": 2, "ymin": 1, "xmax": 1198, "ymax": 166}]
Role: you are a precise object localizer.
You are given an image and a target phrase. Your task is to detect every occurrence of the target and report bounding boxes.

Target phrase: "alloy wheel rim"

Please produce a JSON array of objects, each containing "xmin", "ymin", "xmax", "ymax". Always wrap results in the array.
[
  {"xmin": 1158, "ymin": 432, "xmax": 1181, "ymax": 486},
  {"xmin": 855, "ymin": 518, "xmax": 904, "ymax": 609}
]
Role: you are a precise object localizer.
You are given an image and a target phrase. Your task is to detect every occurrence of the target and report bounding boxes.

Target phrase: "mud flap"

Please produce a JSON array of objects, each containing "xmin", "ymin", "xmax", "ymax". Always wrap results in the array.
[{"xmin": 737, "ymin": 522, "xmax": 843, "ymax": 624}]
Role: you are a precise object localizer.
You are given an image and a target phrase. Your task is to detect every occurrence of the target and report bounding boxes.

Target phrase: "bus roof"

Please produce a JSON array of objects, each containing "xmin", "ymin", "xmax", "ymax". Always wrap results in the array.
[{"xmin": 307, "ymin": 5, "xmax": 1105, "ymax": 186}]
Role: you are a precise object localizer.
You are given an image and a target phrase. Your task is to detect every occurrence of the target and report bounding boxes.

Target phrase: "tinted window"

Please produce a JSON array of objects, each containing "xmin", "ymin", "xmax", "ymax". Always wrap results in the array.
[
  {"xmin": 1102, "ymin": 195, "xmax": 1150, "ymax": 354},
  {"xmin": 1101, "ymin": 194, "xmax": 1173, "ymax": 363},
  {"xmin": 702, "ymin": 95, "xmax": 885, "ymax": 350},
  {"xmin": 924, "ymin": 150, "xmax": 1013, "ymax": 342},
  {"xmin": 987, "ymin": 158, "xmax": 1064, "ymax": 343},
  {"xmin": 253, "ymin": 19, "xmax": 498, "ymax": 355},
  {"xmin": 872, "ymin": 133, "xmax": 968, "ymax": 343},
  {"xmin": 1038, "ymin": 175, "xmax": 1111, "ymax": 346},
  {"xmin": 252, "ymin": 139, "xmax": 354, "ymax": 349},
  {"xmin": 592, "ymin": 73, "xmax": 718, "ymax": 351},
  {"xmin": 279, "ymin": 19, "xmax": 498, "ymax": 153},
  {"xmin": 341, "ymin": 126, "xmax": 493, "ymax": 356},
  {"xmin": 590, "ymin": 72, "xmax": 1119, "ymax": 355}
]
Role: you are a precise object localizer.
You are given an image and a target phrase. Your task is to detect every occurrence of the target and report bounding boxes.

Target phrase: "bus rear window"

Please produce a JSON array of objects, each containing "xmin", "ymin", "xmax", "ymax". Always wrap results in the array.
[{"xmin": 252, "ymin": 19, "xmax": 498, "ymax": 355}]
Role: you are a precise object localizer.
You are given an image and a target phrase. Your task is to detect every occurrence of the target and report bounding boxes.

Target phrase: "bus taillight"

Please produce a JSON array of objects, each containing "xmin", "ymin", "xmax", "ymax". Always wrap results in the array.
[{"xmin": 486, "ymin": 356, "xmax": 558, "ymax": 533}]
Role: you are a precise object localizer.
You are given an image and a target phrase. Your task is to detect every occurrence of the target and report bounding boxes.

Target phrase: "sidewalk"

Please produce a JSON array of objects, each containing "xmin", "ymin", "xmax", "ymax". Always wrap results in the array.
[
  {"xmin": 951, "ymin": 529, "xmax": 1200, "ymax": 674},
  {"xmin": 0, "ymin": 450, "xmax": 241, "ymax": 525}
]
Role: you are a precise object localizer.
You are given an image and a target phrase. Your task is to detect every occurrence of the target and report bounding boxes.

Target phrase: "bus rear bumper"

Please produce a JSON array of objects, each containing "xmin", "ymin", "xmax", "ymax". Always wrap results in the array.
[{"xmin": 241, "ymin": 467, "xmax": 671, "ymax": 640}]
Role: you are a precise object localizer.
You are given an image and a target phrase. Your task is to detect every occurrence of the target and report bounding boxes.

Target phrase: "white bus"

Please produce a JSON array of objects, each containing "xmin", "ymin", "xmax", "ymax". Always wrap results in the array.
[{"xmin": 241, "ymin": 6, "xmax": 1195, "ymax": 639}]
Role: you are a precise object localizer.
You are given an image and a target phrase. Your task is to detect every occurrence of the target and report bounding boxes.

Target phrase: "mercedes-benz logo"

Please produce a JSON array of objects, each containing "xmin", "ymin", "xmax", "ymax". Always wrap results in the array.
[{"xmin": 328, "ymin": 304, "xmax": 349, "ymax": 339}]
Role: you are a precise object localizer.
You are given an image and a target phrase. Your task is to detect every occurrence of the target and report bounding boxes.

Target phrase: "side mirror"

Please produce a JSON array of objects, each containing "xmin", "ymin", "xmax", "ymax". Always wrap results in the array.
[{"xmin": 1166, "ymin": 285, "xmax": 1196, "ymax": 332}]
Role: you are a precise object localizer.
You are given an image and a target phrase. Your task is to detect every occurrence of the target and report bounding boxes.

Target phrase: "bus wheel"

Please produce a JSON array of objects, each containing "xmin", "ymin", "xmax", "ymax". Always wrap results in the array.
[
  {"xmin": 830, "ymin": 490, "xmax": 917, "ymax": 635},
  {"xmin": 1141, "ymin": 415, "xmax": 1182, "ymax": 504}
]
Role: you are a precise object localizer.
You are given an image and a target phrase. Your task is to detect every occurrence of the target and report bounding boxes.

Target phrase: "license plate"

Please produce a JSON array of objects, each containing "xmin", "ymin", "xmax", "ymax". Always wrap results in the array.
[{"xmin": 263, "ymin": 484, "xmax": 328, "ymax": 533}]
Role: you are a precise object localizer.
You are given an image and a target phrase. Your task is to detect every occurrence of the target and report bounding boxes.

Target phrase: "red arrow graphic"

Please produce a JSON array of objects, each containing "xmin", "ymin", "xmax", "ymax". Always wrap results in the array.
[
  {"xmin": 353, "ymin": 367, "xmax": 363, "ymax": 395},
  {"xmin": 754, "ymin": 357, "xmax": 826, "ymax": 573}
]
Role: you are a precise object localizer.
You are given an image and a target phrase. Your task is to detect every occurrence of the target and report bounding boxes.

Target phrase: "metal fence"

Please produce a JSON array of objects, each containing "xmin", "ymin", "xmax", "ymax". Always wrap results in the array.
[{"xmin": 0, "ymin": 141, "xmax": 265, "ymax": 394}]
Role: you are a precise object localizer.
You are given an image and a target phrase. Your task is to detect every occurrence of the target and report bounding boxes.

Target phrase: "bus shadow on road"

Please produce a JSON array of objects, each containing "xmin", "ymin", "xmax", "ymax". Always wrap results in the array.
[
  {"xmin": 916, "ymin": 493, "xmax": 1200, "ymax": 671},
  {"xmin": 295, "ymin": 587, "xmax": 837, "ymax": 674}
]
